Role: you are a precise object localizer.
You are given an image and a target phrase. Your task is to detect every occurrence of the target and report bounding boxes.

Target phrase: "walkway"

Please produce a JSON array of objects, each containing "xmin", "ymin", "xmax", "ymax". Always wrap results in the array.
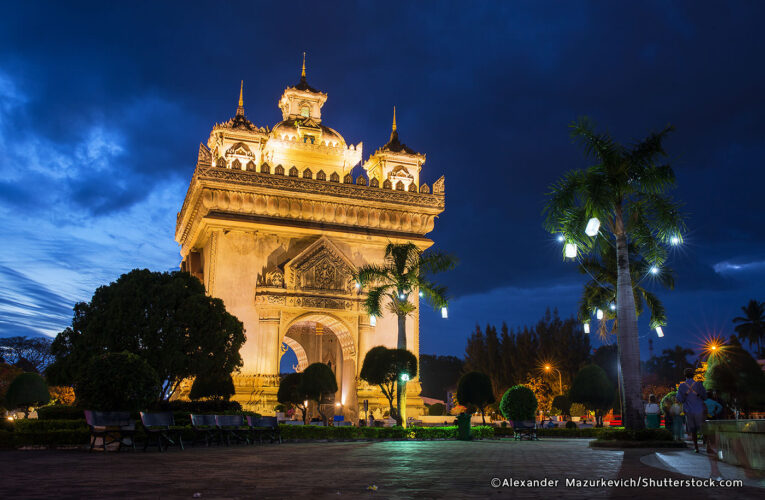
[{"xmin": 1, "ymin": 439, "xmax": 762, "ymax": 499}]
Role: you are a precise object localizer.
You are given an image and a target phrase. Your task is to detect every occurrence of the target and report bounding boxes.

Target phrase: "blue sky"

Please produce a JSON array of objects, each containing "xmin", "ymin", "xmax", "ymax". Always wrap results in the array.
[{"xmin": 1, "ymin": 1, "xmax": 763, "ymax": 360}]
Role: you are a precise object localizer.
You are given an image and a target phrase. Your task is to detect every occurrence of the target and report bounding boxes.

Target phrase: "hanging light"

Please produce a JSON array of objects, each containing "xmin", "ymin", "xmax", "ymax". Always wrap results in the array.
[
  {"xmin": 303, "ymin": 400, "xmax": 308, "ymax": 407},
  {"xmin": 583, "ymin": 322, "xmax": 590, "ymax": 334},
  {"xmin": 370, "ymin": 315, "xmax": 376, "ymax": 326},
  {"xmin": 441, "ymin": 307, "xmax": 448, "ymax": 319},
  {"xmin": 419, "ymin": 291, "xmax": 424, "ymax": 298},
  {"xmin": 655, "ymin": 326, "xmax": 664, "ymax": 337},
  {"xmin": 565, "ymin": 243, "xmax": 577, "ymax": 259},
  {"xmin": 596, "ymin": 309, "xmax": 604, "ymax": 320},
  {"xmin": 584, "ymin": 217, "xmax": 600, "ymax": 237},
  {"xmin": 650, "ymin": 266, "xmax": 659, "ymax": 275},
  {"xmin": 355, "ymin": 282, "xmax": 361, "ymax": 290},
  {"xmin": 609, "ymin": 303, "xmax": 616, "ymax": 311},
  {"xmin": 670, "ymin": 236, "xmax": 680, "ymax": 246},
  {"xmin": 400, "ymin": 373, "xmax": 410, "ymax": 382},
  {"xmin": 399, "ymin": 293, "xmax": 406, "ymax": 300},
  {"xmin": 557, "ymin": 235, "xmax": 565, "ymax": 243}
]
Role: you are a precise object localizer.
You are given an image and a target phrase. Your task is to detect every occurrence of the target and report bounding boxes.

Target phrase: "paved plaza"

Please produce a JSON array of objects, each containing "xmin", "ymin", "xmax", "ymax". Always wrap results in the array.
[{"xmin": 1, "ymin": 439, "xmax": 762, "ymax": 499}]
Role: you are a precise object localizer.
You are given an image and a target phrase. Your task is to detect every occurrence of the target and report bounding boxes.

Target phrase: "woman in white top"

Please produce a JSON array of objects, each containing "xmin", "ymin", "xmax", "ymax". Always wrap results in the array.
[{"xmin": 645, "ymin": 394, "xmax": 661, "ymax": 429}]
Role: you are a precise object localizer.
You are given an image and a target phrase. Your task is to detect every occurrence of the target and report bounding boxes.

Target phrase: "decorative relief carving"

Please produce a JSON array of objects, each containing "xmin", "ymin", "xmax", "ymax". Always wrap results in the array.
[
  {"xmin": 433, "ymin": 175, "xmax": 445, "ymax": 195},
  {"xmin": 285, "ymin": 237, "xmax": 355, "ymax": 294}
]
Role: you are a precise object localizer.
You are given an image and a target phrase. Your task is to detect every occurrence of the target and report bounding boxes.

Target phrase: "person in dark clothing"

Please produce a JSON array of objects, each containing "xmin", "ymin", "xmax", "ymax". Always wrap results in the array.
[{"xmin": 676, "ymin": 367, "xmax": 707, "ymax": 453}]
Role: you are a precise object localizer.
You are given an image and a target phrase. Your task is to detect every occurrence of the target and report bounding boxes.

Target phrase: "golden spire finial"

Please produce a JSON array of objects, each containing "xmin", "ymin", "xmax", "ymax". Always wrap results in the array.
[
  {"xmin": 238, "ymin": 80, "xmax": 244, "ymax": 107},
  {"xmin": 392, "ymin": 106, "xmax": 397, "ymax": 132},
  {"xmin": 301, "ymin": 52, "xmax": 306, "ymax": 78}
]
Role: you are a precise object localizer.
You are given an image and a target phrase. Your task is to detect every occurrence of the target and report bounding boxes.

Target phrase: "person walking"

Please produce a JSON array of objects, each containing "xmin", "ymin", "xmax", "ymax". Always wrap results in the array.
[
  {"xmin": 676, "ymin": 367, "xmax": 707, "ymax": 453},
  {"xmin": 644, "ymin": 394, "xmax": 661, "ymax": 429}
]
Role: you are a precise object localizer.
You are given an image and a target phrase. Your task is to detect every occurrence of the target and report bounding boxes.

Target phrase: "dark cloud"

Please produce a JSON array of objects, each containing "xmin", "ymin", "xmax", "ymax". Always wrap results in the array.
[{"xmin": 0, "ymin": 0, "xmax": 763, "ymax": 353}]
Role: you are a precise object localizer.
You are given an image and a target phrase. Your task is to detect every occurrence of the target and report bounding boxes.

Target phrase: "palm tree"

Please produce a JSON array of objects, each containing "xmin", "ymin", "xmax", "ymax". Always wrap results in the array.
[
  {"xmin": 661, "ymin": 345, "xmax": 695, "ymax": 382},
  {"xmin": 733, "ymin": 300, "xmax": 765, "ymax": 357},
  {"xmin": 356, "ymin": 242, "xmax": 456, "ymax": 427},
  {"xmin": 543, "ymin": 117, "xmax": 685, "ymax": 430},
  {"xmin": 578, "ymin": 240, "xmax": 675, "ymax": 341}
]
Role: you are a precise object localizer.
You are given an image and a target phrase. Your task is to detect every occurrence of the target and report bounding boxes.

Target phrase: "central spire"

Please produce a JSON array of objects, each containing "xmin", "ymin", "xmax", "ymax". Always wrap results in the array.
[
  {"xmin": 390, "ymin": 106, "xmax": 398, "ymax": 142},
  {"xmin": 301, "ymin": 52, "xmax": 306, "ymax": 79},
  {"xmin": 236, "ymin": 80, "xmax": 245, "ymax": 116}
]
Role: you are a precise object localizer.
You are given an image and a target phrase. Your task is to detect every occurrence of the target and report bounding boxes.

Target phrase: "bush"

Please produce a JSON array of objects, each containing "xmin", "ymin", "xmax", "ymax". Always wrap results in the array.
[
  {"xmin": 565, "ymin": 420, "xmax": 577, "ymax": 429},
  {"xmin": 5, "ymin": 373, "xmax": 50, "ymax": 410},
  {"xmin": 570, "ymin": 402, "xmax": 586, "ymax": 417},
  {"xmin": 569, "ymin": 365, "xmax": 614, "ymax": 426},
  {"xmin": 189, "ymin": 371, "xmax": 235, "ymax": 401},
  {"xmin": 552, "ymin": 395, "xmax": 572, "ymax": 416},
  {"xmin": 456, "ymin": 372, "xmax": 495, "ymax": 423},
  {"xmin": 660, "ymin": 391, "xmax": 677, "ymax": 414},
  {"xmin": 37, "ymin": 405, "xmax": 85, "ymax": 420},
  {"xmin": 75, "ymin": 352, "xmax": 160, "ymax": 411},
  {"xmin": 428, "ymin": 403, "xmax": 446, "ymax": 416},
  {"xmin": 499, "ymin": 385, "xmax": 537, "ymax": 422}
]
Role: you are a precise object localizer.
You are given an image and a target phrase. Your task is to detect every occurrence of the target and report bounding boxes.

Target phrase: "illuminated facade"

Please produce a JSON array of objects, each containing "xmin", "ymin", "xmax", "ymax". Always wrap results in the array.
[{"xmin": 174, "ymin": 61, "xmax": 445, "ymax": 420}]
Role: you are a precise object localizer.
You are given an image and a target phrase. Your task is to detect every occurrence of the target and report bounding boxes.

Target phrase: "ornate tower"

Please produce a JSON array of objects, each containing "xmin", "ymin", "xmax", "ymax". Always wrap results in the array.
[{"xmin": 175, "ymin": 61, "xmax": 445, "ymax": 418}]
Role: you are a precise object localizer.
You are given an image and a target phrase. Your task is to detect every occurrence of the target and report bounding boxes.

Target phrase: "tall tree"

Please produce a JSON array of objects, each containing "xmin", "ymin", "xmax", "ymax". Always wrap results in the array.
[
  {"xmin": 47, "ymin": 269, "xmax": 246, "ymax": 400},
  {"xmin": 733, "ymin": 299, "xmax": 765, "ymax": 356},
  {"xmin": 543, "ymin": 118, "xmax": 685, "ymax": 429},
  {"xmin": 0, "ymin": 337, "xmax": 54, "ymax": 373},
  {"xmin": 277, "ymin": 373, "xmax": 309, "ymax": 424},
  {"xmin": 419, "ymin": 354, "xmax": 463, "ymax": 400},
  {"xmin": 301, "ymin": 362, "xmax": 338, "ymax": 425},
  {"xmin": 456, "ymin": 371, "xmax": 495, "ymax": 424},
  {"xmin": 356, "ymin": 242, "xmax": 455, "ymax": 428}
]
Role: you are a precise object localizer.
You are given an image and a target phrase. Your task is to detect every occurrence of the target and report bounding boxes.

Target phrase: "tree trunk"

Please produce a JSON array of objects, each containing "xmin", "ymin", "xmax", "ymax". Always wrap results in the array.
[
  {"xmin": 396, "ymin": 313, "xmax": 408, "ymax": 428},
  {"xmin": 615, "ymin": 221, "xmax": 645, "ymax": 430}
]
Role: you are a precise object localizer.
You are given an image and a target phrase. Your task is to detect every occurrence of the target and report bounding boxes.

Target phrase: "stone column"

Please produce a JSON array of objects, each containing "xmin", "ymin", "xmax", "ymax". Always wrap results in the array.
[
  {"xmin": 257, "ymin": 308, "xmax": 281, "ymax": 375},
  {"xmin": 357, "ymin": 315, "xmax": 374, "ymax": 376}
]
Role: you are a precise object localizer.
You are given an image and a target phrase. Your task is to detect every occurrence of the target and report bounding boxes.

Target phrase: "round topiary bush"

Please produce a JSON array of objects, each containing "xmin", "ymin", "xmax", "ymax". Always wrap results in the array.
[
  {"xmin": 565, "ymin": 420, "xmax": 577, "ymax": 429},
  {"xmin": 428, "ymin": 403, "xmax": 446, "ymax": 416},
  {"xmin": 499, "ymin": 385, "xmax": 537, "ymax": 422},
  {"xmin": 5, "ymin": 372, "xmax": 50, "ymax": 410},
  {"xmin": 75, "ymin": 352, "xmax": 160, "ymax": 411}
]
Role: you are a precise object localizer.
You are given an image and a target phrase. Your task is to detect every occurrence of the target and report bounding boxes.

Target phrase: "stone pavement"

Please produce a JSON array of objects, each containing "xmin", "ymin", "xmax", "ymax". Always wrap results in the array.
[{"xmin": 1, "ymin": 439, "xmax": 762, "ymax": 499}]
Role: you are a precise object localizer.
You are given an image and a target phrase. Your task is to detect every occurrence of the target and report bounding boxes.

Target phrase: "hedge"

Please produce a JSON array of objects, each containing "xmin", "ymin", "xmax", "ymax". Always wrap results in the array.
[{"xmin": 0, "ymin": 423, "xmax": 495, "ymax": 448}]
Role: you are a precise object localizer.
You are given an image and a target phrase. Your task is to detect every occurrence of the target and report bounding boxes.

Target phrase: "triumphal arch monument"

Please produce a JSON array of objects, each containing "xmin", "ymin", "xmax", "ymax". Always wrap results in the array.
[{"xmin": 175, "ymin": 62, "xmax": 445, "ymax": 421}]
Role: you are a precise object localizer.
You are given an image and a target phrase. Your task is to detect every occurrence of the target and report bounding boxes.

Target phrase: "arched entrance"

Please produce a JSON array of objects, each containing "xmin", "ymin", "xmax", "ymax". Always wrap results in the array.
[{"xmin": 282, "ymin": 312, "xmax": 358, "ymax": 422}]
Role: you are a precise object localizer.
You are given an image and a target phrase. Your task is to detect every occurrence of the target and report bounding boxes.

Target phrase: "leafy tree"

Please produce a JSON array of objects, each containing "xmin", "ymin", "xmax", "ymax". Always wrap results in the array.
[
  {"xmin": 356, "ymin": 243, "xmax": 455, "ymax": 428},
  {"xmin": 189, "ymin": 371, "xmax": 235, "ymax": 401},
  {"xmin": 577, "ymin": 241, "xmax": 674, "ymax": 341},
  {"xmin": 47, "ymin": 269, "xmax": 245, "ymax": 400},
  {"xmin": 5, "ymin": 372, "xmax": 50, "ymax": 414},
  {"xmin": 733, "ymin": 299, "xmax": 765, "ymax": 356},
  {"xmin": 660, "ymin": 345, "xmax": 695, "ymax": 382},
  {"xmin": 592, "ymin": 344, "xmax": 618, "ymax": 386},
  {"xmin": 704, "ymin": 338, "xmax": 765, "ymax": 415},
  {"xmin": 543, "ymin": 118, "xmax": 685, "ymax": 429},
  {"xmin": 360, "ymin": 346, "xmax": 417, "ymax": 426},
  {"xmin": 419, "ymin": 354, "xmax": 463, "ymax": 400},
  {"xmin": 569, "ymin": 365, "xmax": 615, "ymax": 427},
  {"xmin": 0, "ymin": 336, "xmax": 54, "ymax": 373},
  {"xmin": 456, "ymin": 371, "xmax": 495, "ymax": 424},
  {"xmin": 277, "ymin": 372, "xmax": 308, "ymax": 424},
  {"xmin": 551, "ymin": 395, "xmax": 572, "ymax": 417},
  {"xmin": 75, "ymin": 352, "xmax": 160, "ymax": 411},
  {"xmin": 300, "ymin": 362, "xmax": 338, "ymax": 425},
  {"xmin": 500, "ymin": 385, "xmax": 538, "ymax": 422}
]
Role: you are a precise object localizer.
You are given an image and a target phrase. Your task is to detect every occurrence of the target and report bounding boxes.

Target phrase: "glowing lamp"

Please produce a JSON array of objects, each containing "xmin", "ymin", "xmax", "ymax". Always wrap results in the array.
[
  {"xmin": 596, "ymin": 309, "xmax": 604, "ymax": 320},
  {"xmin": 585, "ymin": 217, "xmax": 600, "ymax": 237},
  {"xmin": 583, "ymin": 322, "xmax": 590, "ymax": 334},
  {"xmin": 650, "ymin": 266, "xmax": 659, "ymax": 275},
  {"xmin": 655, "ymin": 326, "xmax": 664, "ymax": 337},
  {"xmin": 370, "ymin": 315, "xmax": 376, "ymax": 326},
  {"xmin": 441, "ymin": 307, "xmax": 448, "ymax": 319},
  {"xmin": 335, "ymin": 402, "xmax": 342, "ymax": 407},
  {"xmin": 355, "ymin": 282, "xmax": 361, "ymax": 290},
  {"xmin": 419, "ymin": 291, "xmax": 424, "ymax": 298},
  {"xmin": 303, "ymin": 400, "xmax": 308, "ymax": 407},
  {"xmin": 557, "ymin": 235, "xmax": 565, "ymax": 243},
  {"xmin": 399, "ymin": 293, "xmax": 406, "ymax": 300},
  {"xmin": 564, "ymin": 243, "xmax": 577, "ymax": 259},
  {"xmin": 609, "ymin": 303, "xmax": 616, "ymax": 311},
  {"xmin": 670, "ymin": 236, "xmax": 680, "ymax": 246},
  {"xmin": 400, "ymin": 373, "xmax": 410, "ymax": 382}
]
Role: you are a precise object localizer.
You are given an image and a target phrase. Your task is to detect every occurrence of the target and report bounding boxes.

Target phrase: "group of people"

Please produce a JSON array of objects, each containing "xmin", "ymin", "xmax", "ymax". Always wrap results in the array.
[{"xmin": 645, "ymin": 368, "xmax": 724, "ymax": 453}]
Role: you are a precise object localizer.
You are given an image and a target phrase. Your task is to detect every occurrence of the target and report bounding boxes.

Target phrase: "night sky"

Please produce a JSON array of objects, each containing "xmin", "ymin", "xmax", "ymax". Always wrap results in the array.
[{"xmin": 1, "ymin": 1, "xmax": 763, "ymax": 360}]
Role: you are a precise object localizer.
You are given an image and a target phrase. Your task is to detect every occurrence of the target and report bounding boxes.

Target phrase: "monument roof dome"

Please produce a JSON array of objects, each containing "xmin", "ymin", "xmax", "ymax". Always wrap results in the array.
[{"xmin": 271, "ymin": 118, "xmax": 346, "ymax": 146}]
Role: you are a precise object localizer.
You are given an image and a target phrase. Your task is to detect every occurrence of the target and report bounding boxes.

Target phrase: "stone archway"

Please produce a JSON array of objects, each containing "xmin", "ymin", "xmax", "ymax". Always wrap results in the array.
[
  {"xmin": 283, "ymin": 312, "xmax": 358, "ymax": 422},
  {"xmin": 280, "ymin": 335, "xmax": 308, "ymax": 372}
]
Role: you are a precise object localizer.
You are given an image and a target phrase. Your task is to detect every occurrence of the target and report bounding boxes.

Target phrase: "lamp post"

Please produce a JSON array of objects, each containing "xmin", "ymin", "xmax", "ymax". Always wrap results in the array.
[{"xmin": 544, "ymin": 364, "xmax": 563, "ymax": 395}]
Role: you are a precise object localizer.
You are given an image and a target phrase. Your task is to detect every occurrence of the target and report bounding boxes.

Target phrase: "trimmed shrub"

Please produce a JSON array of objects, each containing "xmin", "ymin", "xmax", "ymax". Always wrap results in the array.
[
  {"xmin": 189, "ymin": 371, "xmax": 235, "ymax": 401},
  {"xmin": 552, "ymin": 395, "xmax": 572, "ymax": 416},
  {"xmin": 5, "ymin": 373, "xmax": 50, "ymax": 410},
  {"xmin": 428, "ymin": 403, "xmax": 446, "ymax": 416},
  {"xmin": 565, "ymin": 420, "xmax": 577, "ymax": 429},
  {"xmin": 456, "ymin": 372, "xmax": 495, "ymax": 423},
  {"xmin": 569, "ymin": 365, "xmax": 614, "ymax": 427},
  {"xmin": 37, "ymin": 405, "xmax": 85, "ymax": 420},
  {"xmin": 499, "ymin": 385, "xmax": 537, "ymax": 422},
  {"xmin": 75, "ymin": 352, "xmax": 160, "ymax": 411}
]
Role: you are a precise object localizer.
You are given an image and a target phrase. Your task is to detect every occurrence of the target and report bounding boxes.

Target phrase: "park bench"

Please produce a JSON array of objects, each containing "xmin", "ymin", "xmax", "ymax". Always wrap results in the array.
[
  {"xmin": 216, "ymin": 415, "xmax": 249, "ymax": 445},
  {"xmin": 84, "ymin": 410, "xmax": 136, "ymax": 452},
  {"xmin": 247, "ymin": 416, "xmax": 282, "ymax": 444},
  {"xmin": 139, "ymin": 411, "xmax": 184, "ymax": 452},
  {"xmin": 190, "ymin": 414, "xmax": 221, "ymax": 446},
  {"xmin": 513, "ymin": 420, "xmax": 538, "ymax": 441}
]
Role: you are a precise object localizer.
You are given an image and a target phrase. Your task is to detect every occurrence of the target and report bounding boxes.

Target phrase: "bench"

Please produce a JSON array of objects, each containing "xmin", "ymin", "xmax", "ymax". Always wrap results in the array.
[
  {"xmin": 513, "ymin": 421, "xmax": 538, "ymax": 441},
  {"xmin": 247, "ymin": 416, "xmax": 282, "ymax": 444},
  {"xmin": 84, "ymin": 410, "xmax": 136, "ymax": 452},
  {"xmin": 190, "ymin": 414, "xmax": 221, "ymax": 446},
  {"xmin": 140, "ymin": 411, "xmax": 184, "ymax": 452},
  {"xmin": 216, "ymin": 415, "xmax": 249, "ymax": 445}
]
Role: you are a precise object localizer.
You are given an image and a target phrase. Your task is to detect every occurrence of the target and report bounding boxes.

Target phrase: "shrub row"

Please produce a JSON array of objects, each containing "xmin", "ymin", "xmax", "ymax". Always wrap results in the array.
[{"xmin": 0, "ymin": 424, "xmax": 495, "ymax": 448}]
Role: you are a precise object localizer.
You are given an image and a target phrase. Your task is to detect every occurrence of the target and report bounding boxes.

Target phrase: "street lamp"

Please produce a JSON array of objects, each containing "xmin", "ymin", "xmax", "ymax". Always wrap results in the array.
[
  {"xmin": 400, "ymin": 373, "xmax": 410, "ymax": 382},
  {"xmin": 544, "ymin": 364, "xmax": 563, "ymax": 395}
]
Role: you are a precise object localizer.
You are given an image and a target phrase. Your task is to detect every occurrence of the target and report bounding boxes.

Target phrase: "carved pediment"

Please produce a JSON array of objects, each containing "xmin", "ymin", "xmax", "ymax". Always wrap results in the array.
[{"xmin": 284, "ymin": 236, "xmax": 356, "ymax": 293}]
